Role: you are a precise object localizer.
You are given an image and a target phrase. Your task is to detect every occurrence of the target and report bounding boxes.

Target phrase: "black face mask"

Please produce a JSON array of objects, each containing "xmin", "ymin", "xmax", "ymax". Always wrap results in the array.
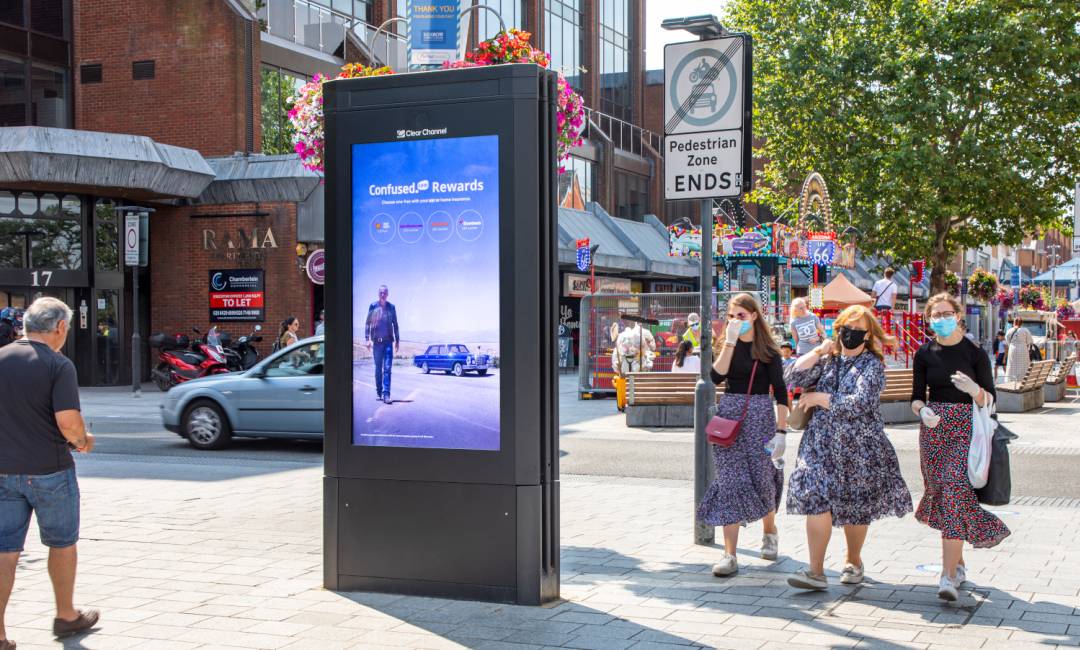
[{"xmin": 839, "ymin": 327, "xmax": 868, "ymax": 350}]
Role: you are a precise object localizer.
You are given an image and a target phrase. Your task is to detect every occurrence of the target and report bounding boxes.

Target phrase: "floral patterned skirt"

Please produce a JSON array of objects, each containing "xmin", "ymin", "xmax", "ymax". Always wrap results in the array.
[
  {"xmin": 697, "ymin": 394, "xmax": 783, "ymax": 527},
  {"xmin": 786, "ymin": 411, "xmax": 912, "ymax": 526},
  {"xmin": 915, "ymin": 401, "xmax": 1010, "ymax": 548}
]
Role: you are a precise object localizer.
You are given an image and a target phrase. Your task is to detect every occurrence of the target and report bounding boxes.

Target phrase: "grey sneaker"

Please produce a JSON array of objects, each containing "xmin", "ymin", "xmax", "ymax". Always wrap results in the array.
[
  {"xmin": 956, "ymin": 564, "xmax": 967, "ymax": 586},
  {"xmin": 937, "ymin": 573, "xmax": 959, "ymax": 602},
  {"xmin": 787, "ymin": 569, "xmax": 827, "ymax": 591},
  {"xmin": 840, "ymin": 563, "xmax": 864, "ymax": 585},
  {"xmin": 383, "ymin": 395, "xmax": 392, "ymax": 404},
  {"xmin": 761, "ymin": 533, "xmax": 779, "ymax": 561},
  {"xmin": 712, "ymin": 553, "xmax": 738, "ymax": 577}
]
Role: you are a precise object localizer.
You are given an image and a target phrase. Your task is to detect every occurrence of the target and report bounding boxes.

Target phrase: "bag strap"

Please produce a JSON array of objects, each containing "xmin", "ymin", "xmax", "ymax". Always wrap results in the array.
[{"xmin": 738, "ymin": 361, "xmax": 759, "ymax": 422}]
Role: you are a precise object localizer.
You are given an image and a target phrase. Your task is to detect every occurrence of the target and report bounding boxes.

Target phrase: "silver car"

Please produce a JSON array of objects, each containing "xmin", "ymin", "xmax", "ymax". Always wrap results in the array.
[{"xmin": 161, "ymin": 336, "xmax": 325, "ymax": 449}]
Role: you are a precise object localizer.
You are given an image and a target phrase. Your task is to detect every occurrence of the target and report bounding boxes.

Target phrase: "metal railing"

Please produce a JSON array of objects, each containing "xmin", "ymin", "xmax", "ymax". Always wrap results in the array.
[{"xmin": 582, "ymin": 107, "xmax": 662, "ymax": 160}]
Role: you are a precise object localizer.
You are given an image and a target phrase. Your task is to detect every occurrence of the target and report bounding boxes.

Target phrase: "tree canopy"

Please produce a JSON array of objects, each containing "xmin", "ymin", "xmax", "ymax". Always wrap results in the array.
[{"xmin": 723, "ymin": 0, "xmax": 1080, "ymax": 290}]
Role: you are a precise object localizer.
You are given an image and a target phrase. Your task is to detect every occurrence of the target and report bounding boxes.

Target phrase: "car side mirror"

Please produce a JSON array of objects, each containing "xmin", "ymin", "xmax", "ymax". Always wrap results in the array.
[{"xmin": 250, "ymin": 366, "xmax": 266, "ymax": 378}]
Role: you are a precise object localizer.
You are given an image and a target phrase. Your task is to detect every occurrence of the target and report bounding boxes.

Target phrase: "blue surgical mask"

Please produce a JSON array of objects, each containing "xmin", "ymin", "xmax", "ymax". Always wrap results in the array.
[
  {"xmin": 739, "ymin": 321, "xmax": 752, "ymax": 336},
  {"xmin": 930, "ymin": 317, "xmax": 957, "ymax": 337}
]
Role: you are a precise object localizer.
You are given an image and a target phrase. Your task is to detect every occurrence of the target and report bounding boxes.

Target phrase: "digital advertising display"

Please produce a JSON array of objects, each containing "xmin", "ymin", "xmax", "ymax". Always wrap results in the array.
[{"xmin": 351, "ymin": 135, "xmax": 500, "ymax": 451}]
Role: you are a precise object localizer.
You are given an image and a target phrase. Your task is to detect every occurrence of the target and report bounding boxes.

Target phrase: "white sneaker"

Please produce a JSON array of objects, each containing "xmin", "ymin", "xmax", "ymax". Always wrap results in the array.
[
  {"xmin": 712, "ymin": 553, "xmax": 738, "ymax": 577},
  {"xmin": 840, "ymin": 563, "xmax": 864, "ymax": 585},
  {"xmin": 937, "ymin": 573, "xmax": 959, "ymax": 602},
  {"xmin": 761, "ymin": 533, "xmax": 779, "ymax": 561},
  {"xmin": 787, "ymin": 569, "xmax": 827, "ymax": 591},
  {"xmin": 956, "ymin": 564, "xmax": 967, "ymax": 586}
]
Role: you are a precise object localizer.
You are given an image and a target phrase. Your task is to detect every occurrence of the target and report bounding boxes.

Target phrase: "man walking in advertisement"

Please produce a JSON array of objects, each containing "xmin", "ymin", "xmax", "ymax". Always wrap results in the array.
[{"xmin": 365, "ymin": 285, "xmax": 400, "ymax": 404}]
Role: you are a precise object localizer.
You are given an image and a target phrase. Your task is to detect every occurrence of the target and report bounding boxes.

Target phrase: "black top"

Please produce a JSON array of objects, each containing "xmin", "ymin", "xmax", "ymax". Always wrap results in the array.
[
  {"xmin": 0, "ymin": 340, "xmax": 80, "ymax": 475},
  {"xmin": 365, "ymin": 300, "xmax": 400, "ymax": 343},
  {"xmin": 710, "ymin": 339, "xmax": 789, "ymax": 406},
  {"xmin": 911, "ymin": 337, "xmax": 996, "ymax": 404}
]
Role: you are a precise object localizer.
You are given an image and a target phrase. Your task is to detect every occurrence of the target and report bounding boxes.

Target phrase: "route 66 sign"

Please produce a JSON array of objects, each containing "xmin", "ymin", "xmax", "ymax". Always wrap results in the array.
[{"xmin": 576, "ymin": 238, "xmax": 590, "ymax": 272}]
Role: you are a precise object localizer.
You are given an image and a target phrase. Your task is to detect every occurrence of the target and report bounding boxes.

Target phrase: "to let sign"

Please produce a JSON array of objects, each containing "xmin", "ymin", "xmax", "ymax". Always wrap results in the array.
[{"xmin": 209, "ymin": 269, "xmax": 265, "ymax": 322}]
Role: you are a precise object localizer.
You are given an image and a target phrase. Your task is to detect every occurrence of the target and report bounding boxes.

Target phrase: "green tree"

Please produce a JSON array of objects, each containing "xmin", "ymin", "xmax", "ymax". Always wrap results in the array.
[
  {"xmin": 260, "ymin": 67, "xmax": 303, "ymax": 155},
  {"xmin": 724, "ymin": 0, "xmax": 1080, "ymax": 291}
]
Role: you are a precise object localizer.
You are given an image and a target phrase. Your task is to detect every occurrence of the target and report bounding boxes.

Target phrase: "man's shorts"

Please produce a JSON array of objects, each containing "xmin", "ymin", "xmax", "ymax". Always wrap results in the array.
[
  {"xmin": 995, "ymin": 353, "xmax": 1006, "ymax": 367},
  {"xmin": 0, "ymin": 468, "xmax": 80, "ymax": 553}
]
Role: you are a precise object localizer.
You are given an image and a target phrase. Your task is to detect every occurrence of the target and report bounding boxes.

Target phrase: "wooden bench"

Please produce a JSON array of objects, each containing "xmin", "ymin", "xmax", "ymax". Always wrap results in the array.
[
  {"xmin": 626, "ymin": 373, "xmax": 724, "ymax": 427},
  {"xmin": 880, "ymin": 367, "xmax": 918, "ymax": 424},
  {"xmin": 1044, "ymin": 355, "xmax": 1077, "ymax": 402},
  {"xmin": 998, "ymin": 359, "xmax": 1056, "ymax": 412}
]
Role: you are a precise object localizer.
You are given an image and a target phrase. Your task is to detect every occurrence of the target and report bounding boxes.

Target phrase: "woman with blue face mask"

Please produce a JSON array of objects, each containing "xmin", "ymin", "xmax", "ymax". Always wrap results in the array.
[
  {"xmin": 911, "ymin": 293, "xmax": 1009, "ymax": 603},
  {"xmin": 698, "ymin": 293, "xmax": 789, "ymax": 577}
]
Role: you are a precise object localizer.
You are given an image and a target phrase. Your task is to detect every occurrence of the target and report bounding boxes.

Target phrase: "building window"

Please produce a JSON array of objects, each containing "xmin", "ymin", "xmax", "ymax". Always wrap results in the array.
[
  {"xmin": 260, "ymin": 65, "xmax": 306, "ymax": 155},
  {"xmin": 94, "ymin": 199, "xmax": 119, "ymax": 273},
  {"xmin": 0, "ymin": 54, "xmax": 28, "ymax": 126},
  {"xmin": 615, "ymin": 170, "xmax": 649, "ymax": 220},
  {"xmin": 132, "ymin": 60, "xmax": 155, "ymax": 80},
  {"xmin": 0, "ymin": 55, "xmax": 71, "ymax": 128},
  {"xmin": 561, "ymin": 156, "xmax": 594, "ymax": 205},
  {"xmin": 30, "ymin": 0, "xmax": 66, "ymax": 38},
  {"xmin": 80, "ymin": 63, "xmax": 102, "ymax": 84},
  {"xmin": 599, "ymin": 0, "xmax": 631, "ymax": 121},
  {"xmin": 0, "ymin": 191, "xmax": 84, "ymax": 270},
  {"xmin": 544, "ymin": 0, "xmax": 582, "ymax": 90},
  {"xmin": 472, "ymin": 0, "xmax": 524, "ymax": 41}
]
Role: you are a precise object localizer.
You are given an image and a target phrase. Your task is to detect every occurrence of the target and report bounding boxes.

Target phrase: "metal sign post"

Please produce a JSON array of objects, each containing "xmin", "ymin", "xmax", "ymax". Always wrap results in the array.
[
  {"xmin": 663, "ymin": 17, "xmax": 752, "ymax": 545},
  {"xmin": 122, "ymin": 207, "xmax": 152, "ymax": 398}
]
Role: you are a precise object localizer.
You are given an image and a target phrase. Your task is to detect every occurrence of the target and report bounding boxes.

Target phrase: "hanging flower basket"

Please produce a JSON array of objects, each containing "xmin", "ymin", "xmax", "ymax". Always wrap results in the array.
[
  {"xmin": 287, "ymin": 29, "xmax": 584, "ymax": 174},
  {"xmin": 943, "ymin": 270, "xmax": 960, "ymax": 297},
  {"xmin": 967, "ymin": 268, "xmax": 998, "ymax": 303},
  {"xmin": 1017, "ymin": 284, "xmax": 1045, "ymax": 310},
  {"xmin": 288, "ymin": 63, "xmax": 393, "ymax": 173}
]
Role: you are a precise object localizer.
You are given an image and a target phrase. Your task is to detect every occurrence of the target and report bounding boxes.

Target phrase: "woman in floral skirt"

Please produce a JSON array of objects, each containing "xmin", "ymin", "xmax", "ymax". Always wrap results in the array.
[
  {"xmin": 912, "ymin": 293, "xmax": 1009, "ymax": 602},
  {"xmin": 784, "ymin": 305, "xmax": 912, "ymax": 590},
  {"xmin": 698, "ymin": 293, "xmax": 788, "ymax": 577}
]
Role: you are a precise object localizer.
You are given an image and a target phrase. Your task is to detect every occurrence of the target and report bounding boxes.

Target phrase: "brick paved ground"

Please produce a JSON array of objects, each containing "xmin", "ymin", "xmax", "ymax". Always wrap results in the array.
[{"xmin": 5, "ymin": 452, "xmax": 1080, "ymax": 649}]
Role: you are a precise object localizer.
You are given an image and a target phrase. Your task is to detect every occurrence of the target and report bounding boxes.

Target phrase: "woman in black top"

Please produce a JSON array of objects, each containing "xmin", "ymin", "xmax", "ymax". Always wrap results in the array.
[
  {"xmin": 697, "ymin": 293, "xmax": 789, "ymax": 577},
  {"xmin": 911, "ymin": 293, "xmax": 1009, "ymax": 602}
]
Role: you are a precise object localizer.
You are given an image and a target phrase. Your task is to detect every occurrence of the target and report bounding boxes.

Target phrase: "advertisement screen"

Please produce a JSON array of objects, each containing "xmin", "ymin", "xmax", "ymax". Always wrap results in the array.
[{"xmin": 351, "ymin": 135, "xmax": 500, "ymax": 451}]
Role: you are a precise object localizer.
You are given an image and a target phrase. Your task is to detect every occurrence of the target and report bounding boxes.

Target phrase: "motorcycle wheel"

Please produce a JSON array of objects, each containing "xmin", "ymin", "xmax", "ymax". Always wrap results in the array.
[{"xmin": 153, "ymin": 364, "xmax": 173, "ymax": 392}]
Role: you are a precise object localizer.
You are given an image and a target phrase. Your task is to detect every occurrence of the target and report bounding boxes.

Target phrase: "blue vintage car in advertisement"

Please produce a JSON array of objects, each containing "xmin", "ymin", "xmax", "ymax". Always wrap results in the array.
[{"xmin": 414, "ymin": 344, "xmax": 491, "ymax": 376}]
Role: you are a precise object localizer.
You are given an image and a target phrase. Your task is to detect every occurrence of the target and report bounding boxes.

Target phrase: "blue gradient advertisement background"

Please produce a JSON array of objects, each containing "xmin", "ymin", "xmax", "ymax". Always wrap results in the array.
[{"xmin": 351, "ymin": 135, "xmax": 501, "ymax": 451}]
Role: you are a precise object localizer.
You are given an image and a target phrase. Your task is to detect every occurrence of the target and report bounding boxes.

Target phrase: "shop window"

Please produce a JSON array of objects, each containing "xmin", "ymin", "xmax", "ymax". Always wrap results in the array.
[
  {"xmin": 0, "ymin": 191, "xmax": 14, "ymax": 214},
  {"xmin": 95, "ymin": 289, "xmax": 121, "ymax": 385},
  {"xmin": 61, "ymin": 194, "xmax": 79, "ymax": 218},
  {"xmin": 0, "ymin": 215, "xmax": 80, "ymax": 269},
  {"xmin": 94, "ymin": 199, "xmax": 119, "ymax": 272},
  {"xmin": 39, "ymin": 193, "xmax": 59, "ymax": 215},
  {"xmin": 16, "ymin": 192, "xmax": 35, "ymax": 214}
]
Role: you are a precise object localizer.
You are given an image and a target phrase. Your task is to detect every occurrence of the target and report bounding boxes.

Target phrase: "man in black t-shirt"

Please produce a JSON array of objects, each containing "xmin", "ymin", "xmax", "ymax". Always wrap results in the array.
[{"xmin": 0, "ymin": 298, "xmax": 99, "ymax": 646}]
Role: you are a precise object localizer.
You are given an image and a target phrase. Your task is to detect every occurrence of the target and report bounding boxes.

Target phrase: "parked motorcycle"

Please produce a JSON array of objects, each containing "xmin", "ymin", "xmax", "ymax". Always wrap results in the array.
[
  {"xmin": 219, "ymin": 324, "xmax": 263, "ymax": 372},
  {"xmin": 149, "ymin": 327, "xmax": 230, "ymax": 391}
]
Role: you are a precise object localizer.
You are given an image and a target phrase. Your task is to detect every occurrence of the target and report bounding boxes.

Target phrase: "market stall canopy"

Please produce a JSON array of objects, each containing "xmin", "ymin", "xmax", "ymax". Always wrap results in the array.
[
  {"xmin": 822, "ymin": 272, "xmax": 874, "ymax": 308},
  {"xmin": 1031, "ymin": 257, "xmax": 1080, "ymax": 286}
]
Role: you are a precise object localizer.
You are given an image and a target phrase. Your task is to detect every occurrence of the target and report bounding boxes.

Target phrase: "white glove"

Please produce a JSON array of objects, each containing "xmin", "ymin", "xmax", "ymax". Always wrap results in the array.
[
  {"xmin": 725, "ymin": 319, "xmax": 744, "ymax": 344},
  {"xmin": 950, "ymin": 372, "xmax": 981, "ymax": 398},
  {"xmin": 919, "ymin": 407, "xmax": 941, "ymax": 429},
  {"xmin": 767, "ymin": 433, "xmax": 786, "ymax": 461}
]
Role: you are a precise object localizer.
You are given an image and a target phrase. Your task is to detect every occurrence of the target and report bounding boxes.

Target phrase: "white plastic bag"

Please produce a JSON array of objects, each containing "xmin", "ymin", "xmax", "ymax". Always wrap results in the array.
[{"xmin": 967, "ymin": 394, "xmax": 997, "ymax": 489}]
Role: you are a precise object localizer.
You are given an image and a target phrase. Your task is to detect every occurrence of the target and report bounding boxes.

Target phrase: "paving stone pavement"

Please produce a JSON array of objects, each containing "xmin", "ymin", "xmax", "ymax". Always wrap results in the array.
[{"xmin": 6, "ymin": 456, "xmax": 1080, "ymax": 649}]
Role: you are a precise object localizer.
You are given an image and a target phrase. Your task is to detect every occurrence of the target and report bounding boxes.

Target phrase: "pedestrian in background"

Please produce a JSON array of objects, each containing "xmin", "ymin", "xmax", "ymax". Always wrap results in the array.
[
  {"xmin": 276, "ymin": 316, "xmax": 300, "ymax": 352},
  {"xmin": 911, "ymin": 293, "xmax": 1008, "ymax": 602},
  {"xmin": 789, "ymin": 298, "xmax": 825, "ymax": 357},
  {"xmin": 698, "ymin": 293, "xmax": 788, "ymax": 577},
  {"xmin": 872, "ymin": 268, "xmax": 898, "ymax": 313},
  {"xmin": 314, "ymin": 309, "xmax": 325, "ymax": 337},
  {"xmin": 669, "ymin": 340, "xmax": 700, "ymax": 374},
  {"xmin": 994, "ymin": 331, "xmax": 1007, "ymax": 380},
  {"xmin": 784, "ymin": 305, "xmax": 912, "ymax": 591},
  {"xmin": 1004, "ymin": 316, "xmax": 1033, "ymax": 382},
  {"xmin": 0, "ymin": 298, "xmax": 100, "ymax": 648},
  {"xmin": 682, "ymin": 312, "xmax": 701, "ymax": 351}
]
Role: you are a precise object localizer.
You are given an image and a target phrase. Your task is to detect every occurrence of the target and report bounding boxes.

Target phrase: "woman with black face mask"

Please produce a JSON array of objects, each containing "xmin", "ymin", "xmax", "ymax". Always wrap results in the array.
[{"xmin": 783, "ymin": 305, "xmax": 912, "ymax": 591}]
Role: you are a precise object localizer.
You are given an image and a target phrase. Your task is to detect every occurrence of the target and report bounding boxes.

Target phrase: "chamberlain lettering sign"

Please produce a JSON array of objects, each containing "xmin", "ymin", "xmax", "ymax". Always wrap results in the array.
[
  {"xmin": 209, "ymin": 269, "xmax": 265, "ymax": 322},
  {"xmin": 663, "ymin": 34, "xmax": 752, "ymax": 200}
]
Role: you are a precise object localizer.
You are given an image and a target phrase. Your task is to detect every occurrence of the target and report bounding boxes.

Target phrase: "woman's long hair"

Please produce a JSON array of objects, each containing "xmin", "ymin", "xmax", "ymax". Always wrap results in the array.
[
  {"xmin": 278, "ymin": 316, "xmax": 297, "ymax": 346},
  {"xmin": 831, "ymin": 305, "xmax": 893, "ymax": 361},
  {"xmin": 674, "ymin": 340, "xmax": 692, "ymax": 368},
  {"xmin": 727, "ymin": 293, "xmax": 779, "ymax": 363}
]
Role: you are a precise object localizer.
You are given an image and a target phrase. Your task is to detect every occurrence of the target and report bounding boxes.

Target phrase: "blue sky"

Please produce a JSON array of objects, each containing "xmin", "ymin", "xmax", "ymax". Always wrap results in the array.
[{"xmin": 351, "ymin": 136, "xmax": 500, "ymax": 343}]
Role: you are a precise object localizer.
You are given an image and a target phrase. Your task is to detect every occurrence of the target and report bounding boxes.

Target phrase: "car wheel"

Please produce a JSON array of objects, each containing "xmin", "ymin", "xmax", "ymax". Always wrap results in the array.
[
  {"xmin": 452, "ymin": 363, "xmax": 464, "ymax": 377},
  {"xmin": 184, "ymin": 400, "xmax": 232, "ymax": 450},
  {"xmin": 476, "ymin": 369, "xmax": 488, "ymax": 376},
  {"xmin": 422, "ymin": 362, "xmax": 430, "ymax": 374}
]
